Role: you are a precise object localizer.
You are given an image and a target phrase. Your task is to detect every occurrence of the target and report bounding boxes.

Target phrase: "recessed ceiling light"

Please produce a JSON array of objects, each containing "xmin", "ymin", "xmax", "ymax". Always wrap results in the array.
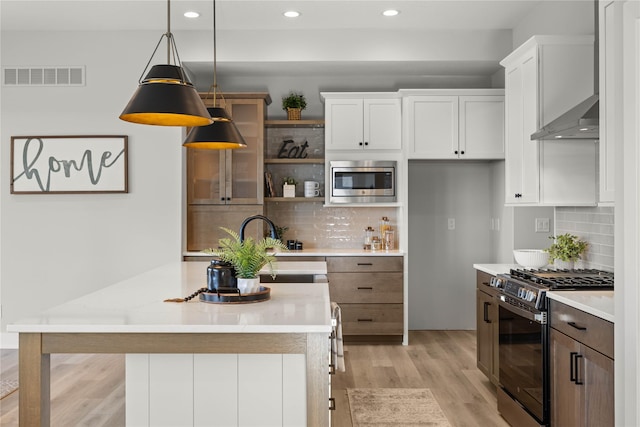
[
  {"xmin": 284, "ymin": 11, "xmax": 300, "ymax": 18},
  {"xmin": 382, "ymin": 9, "xmax": 400, "ymax": 17},
  {"xmin": 579, "ymin": 127, "xmax": 590, "ymax": 131},
  {"xmin": 184, "ymin": 11, "xmax": 200, "ymax": 19},
  {"xmin": 555, "ymin": 135, "xmax": 563, "ymax": 139}
]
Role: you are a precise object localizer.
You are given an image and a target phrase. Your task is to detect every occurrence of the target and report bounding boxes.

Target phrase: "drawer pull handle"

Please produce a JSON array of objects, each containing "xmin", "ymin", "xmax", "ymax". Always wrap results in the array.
[
  {"xmin": 568, "ymin": 321, "xmax": 587, "ymax": 331},
  {"xmin": 356, "ymin": 263, "xmax": 373, "ymax": 266},
  {"xmin": 357, "ymin": 318, "xmax": 373, "ymax": 322},
  {"xmin": 357, "ymin": 286, "xmax": 373, "ymax": 290},
  {"xmin": 483, "ymin": 301, "xmax": 491, "ymax": 323},
  {"xmin": 574, "ymin": 354, "xmax": 584, "ymax": 385},
  {"xmin": 570, "ymin": 351, "xmax": 578, "ymax": 382},
  {"xmin": 329, "ymin": 397, "xmax": 336, "ymax": 410}
]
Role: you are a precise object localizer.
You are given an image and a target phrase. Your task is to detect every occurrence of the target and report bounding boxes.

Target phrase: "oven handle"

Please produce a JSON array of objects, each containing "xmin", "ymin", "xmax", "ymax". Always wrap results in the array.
[{"xmin": 497, "ymin": 297, "xmax": 545, "ymax": 324}]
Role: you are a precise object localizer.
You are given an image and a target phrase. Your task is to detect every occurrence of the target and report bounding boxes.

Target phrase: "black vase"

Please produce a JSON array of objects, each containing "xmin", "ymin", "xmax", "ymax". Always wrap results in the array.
[{"xmin": 207, "ymin": 260, "xmax": 238, "ymax": 292}]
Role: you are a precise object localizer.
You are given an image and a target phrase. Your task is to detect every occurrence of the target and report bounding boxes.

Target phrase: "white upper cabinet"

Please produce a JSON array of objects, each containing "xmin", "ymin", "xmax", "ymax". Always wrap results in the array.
[
  {"xmin": 322, "ymin": 93, "xmax": 402, "ymax": 151},
  {"xmin": 599, "ymin": 0, "xmax": 622, "ymax": 204},
  {"xmin": 500, "ymin": 35, "xmax": 597, "ymax": 206},
  {"xmin": 402, "ymin": 90, "xmax": 504, "ymax": 160}
]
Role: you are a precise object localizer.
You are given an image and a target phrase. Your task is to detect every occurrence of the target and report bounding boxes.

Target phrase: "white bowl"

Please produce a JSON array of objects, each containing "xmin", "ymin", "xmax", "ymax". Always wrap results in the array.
[{"xmin": 513, "ymin": 249, "xmax": 549, "ymax": 269}]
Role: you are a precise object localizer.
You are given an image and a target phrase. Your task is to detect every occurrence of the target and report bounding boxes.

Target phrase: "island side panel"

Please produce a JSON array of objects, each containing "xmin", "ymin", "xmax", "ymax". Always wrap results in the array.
[{"xmin": 306, "ymin": 332, "xmax": 331, "ymax": 427}]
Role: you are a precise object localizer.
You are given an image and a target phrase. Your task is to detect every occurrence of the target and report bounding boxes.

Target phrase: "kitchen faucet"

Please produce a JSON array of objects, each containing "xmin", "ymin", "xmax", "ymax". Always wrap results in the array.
[{"xmin": 239, "ymin": 215, "xmax": 277, "ymax": 242}]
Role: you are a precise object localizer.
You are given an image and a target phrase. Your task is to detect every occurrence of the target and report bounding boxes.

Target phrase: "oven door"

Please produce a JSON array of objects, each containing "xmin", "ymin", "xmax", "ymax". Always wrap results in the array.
[{"xmin": 498, "ymin": 299, "xmax": 549, "ymax": 425}]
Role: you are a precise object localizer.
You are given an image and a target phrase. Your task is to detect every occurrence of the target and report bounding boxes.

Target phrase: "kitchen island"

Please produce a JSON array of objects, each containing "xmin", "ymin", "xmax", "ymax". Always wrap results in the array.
[{"xmin": 7, "ymin": 261, "xmax": 332, "ymax": 427}]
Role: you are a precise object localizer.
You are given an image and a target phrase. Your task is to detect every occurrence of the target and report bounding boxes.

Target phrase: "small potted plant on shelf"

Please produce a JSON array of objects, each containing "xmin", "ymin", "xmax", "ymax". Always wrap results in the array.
[
  {"xmin": 203, "ymin": 227, "xmax": 287, "ymax": 293},
  {"xmin": 282, "ymin": 91, "xmax": 307, "ymax": 120},
  {"xmin": 283, "ymin": 176, "xmax": 297, "ymax": 198},
  {"xmin": 545, "ymin": 233, "xmax": 588, "ymax": 270}
]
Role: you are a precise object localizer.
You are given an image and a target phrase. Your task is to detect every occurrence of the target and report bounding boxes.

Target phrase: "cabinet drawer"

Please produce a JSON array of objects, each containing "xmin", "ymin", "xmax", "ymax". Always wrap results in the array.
[
  {"xmin": 339, "ymin": 304, "xmax": 403, "ymax": 335},
  {"xmin": 549, "ymin": 300, "xmax": 614, "ymax": 359},
  {"xmin": 327, "ymin": 256, "xmax": 403, "ymax": 272},
  {"xmin": 328, "ymin": 272, "xmax": 402, "ymax": 303}
]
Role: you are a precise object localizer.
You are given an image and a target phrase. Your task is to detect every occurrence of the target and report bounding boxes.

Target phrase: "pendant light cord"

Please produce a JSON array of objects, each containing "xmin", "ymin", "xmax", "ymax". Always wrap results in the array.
[{"xmin": 213, "ymin": 0, "xmax": 218, "ymax": 106}]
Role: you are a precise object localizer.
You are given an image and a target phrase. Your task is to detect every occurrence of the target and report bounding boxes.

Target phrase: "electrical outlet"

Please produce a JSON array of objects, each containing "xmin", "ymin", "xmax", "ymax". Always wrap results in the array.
[
  {"xmin": 447, "ymin": 218, "xmax": 455, "ymax": 230},
  {"xmin": 535, "ymin": 218, "xmax": 550, "ymax": 233}
]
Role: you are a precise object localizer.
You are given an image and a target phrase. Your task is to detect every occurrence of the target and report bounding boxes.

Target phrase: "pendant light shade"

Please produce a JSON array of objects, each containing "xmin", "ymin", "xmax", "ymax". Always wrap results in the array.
[
  {"xmin": 119, "ymin": 1, "xmax": 212, "ymax": 127},
  {"xmin": 183, "ymin": 108, "xmax": 247, "ymax": 149},
  {"xmin": 120, "ymin": 65, "xmax": 212, "ymax": 127},
  {"xmin": 183, "ymin": 0, "xmax": 246, "ymax": 149}
]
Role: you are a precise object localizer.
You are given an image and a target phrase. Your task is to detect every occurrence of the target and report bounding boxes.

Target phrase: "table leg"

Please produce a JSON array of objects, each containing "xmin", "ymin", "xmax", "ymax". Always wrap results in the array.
[{"xmin": 19, "ymin": 333, "xmax": 50, "ymax": 427}]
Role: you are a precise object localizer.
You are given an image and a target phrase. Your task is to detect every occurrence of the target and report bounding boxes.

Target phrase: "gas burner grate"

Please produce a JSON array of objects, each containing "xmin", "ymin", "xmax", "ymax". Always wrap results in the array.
[{"xmin": 509, "ymin": 268, "xmax": 614, "ymax": 290}]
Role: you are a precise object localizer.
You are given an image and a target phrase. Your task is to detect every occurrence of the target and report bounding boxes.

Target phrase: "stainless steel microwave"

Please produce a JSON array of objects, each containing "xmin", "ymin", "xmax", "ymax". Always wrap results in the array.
[{"xmin": 329, "ymin": 160, "xmax": 396, "ymax": 203}]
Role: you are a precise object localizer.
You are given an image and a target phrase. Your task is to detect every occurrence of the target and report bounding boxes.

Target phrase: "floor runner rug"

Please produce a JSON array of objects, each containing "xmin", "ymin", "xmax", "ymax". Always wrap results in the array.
[
  {"xmin": 347, "ymin": 388, "xmax": 452, "ymax": 427},
  {"xmin": 0, "ymin": 379, "xmax": 18, "ymax": 399}
]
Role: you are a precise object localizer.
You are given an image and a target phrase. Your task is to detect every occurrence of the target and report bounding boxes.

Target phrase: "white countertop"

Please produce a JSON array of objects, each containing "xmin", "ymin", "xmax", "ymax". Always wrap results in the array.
[
  {"xmin": 473, "ymin": 263, "xmax": 520, "ymax": 276},
  {"xmin": 7, "ymin": 262, "xmax": 332, "ymax": 334},
  {"xmin": 185, "ymin": 248, "xmax": 405, "ymax": 257},
  {"xmin": 546, "ymin": 290, "xmax": 614, "ymax": 323}
]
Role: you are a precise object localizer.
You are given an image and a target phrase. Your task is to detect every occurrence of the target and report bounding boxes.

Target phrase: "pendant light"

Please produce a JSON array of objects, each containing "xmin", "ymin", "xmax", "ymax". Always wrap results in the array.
[
  {"xmin": 120, "ymin": 0, "xmax": 212, "ymax": 127},
  {"xmin": 183, "ymin": 0, "xmax": 247, "ymax": 149}
]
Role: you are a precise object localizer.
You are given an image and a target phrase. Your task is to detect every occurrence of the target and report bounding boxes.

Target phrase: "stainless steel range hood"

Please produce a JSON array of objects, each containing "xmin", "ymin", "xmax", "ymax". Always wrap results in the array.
[
  {"xmin": 531, "ymin": 1, "xmax": 599, "ymax": 141},
  {"xmin": 530, "ymin": 94, "xmax": 598, "ymax": 140}
]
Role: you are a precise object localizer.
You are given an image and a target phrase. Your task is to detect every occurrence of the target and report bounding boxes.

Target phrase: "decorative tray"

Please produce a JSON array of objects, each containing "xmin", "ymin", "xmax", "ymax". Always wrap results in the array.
[{"xmin": 199, "ymin": 286, "xmax": 271, "ymax": 304}]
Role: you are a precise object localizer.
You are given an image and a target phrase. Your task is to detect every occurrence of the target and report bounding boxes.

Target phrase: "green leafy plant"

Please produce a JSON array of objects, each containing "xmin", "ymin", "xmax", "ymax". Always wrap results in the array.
[
  {"xmin": 266, "ymin": 224, "xmax": 289, "ymax": 242},
  {"xmin": 202, "ymin": 227, "xmax": 287, "ymax": 279},
  {"xmin": 281, "ymin": 91, "xmax": 307, "ymax": 111},
  {"xmin": 283, "ymin": 176, "xmax": 297, "ymax": 185},
  {"xmin": 545, "ymin": 233, "xmax": 588, "ymax": 263}
]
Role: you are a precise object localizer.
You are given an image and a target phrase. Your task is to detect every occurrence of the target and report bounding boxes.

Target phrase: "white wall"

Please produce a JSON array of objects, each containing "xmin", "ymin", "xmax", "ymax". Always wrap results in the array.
[
  {"xmin": 408, "ymin": 161, "xmax": 495, "ymax": 330},
  {"xmin": 0, "ymin": 31, "xmax": 184, "ymax": 346},
  {"xmin": 512, "ymin": 0, "xmax": 595, "ymax": 48}
]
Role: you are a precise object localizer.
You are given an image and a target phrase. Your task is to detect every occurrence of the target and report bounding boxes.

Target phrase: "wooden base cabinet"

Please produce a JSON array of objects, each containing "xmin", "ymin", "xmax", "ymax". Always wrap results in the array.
[
  {"xmin": 549, "ymin": 300, "xmax": 614, "ymax": 427},
  {"xmin": 476, "ymin": 270, "xmax": 499, "ymax": 386},
  {"xmin": 327, "ymin": 256, "xmax": 403, "ymax": 341}
]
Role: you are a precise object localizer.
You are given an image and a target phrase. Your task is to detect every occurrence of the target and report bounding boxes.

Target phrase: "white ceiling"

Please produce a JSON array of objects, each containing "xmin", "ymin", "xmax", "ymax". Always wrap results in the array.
[
  {"xmin": 0, "ymin": 1, "xmax": 542, "ymax": 32},
  {"xmin": 1, "ymin": 0, "xmax": 594, "ymax": 85}
]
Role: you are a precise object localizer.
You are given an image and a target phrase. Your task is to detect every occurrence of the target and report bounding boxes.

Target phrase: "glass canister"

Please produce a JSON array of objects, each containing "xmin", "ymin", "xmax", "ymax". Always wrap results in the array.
[
  {"xmin": 371, "ymin": 236, "xmax": 382, "ymax": 251},
  {"xmin": 379, "ymin": 216, "xmax": 391, "ymax": 239},
  {"xmin": 383, "ymin": 228, "xmax": 395, "ymax": 251},
  {"xmin": 364, "ymin": 226, "xmax": 374, "ymax": 250}
]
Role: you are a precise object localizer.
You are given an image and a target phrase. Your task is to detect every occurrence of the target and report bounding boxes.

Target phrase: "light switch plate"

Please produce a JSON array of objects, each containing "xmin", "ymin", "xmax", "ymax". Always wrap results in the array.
[
  {"xmin": 535, "ymin": 218, "xmax": 550, "ymax": 233},
  {"xmin": 447, "ymin": 218, "xmax": 455, "ymax": 230}
]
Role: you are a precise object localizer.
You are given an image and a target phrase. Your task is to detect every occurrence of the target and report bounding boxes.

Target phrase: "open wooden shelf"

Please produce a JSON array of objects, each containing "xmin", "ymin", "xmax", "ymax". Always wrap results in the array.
[
  {"xmin": 264, "ymin": 158, "xmax": 325, "ymax": 164},
  {"xmin": 265, "ymin": 197, "xmax": 324, "ymax": 202},
  {"xmin": 265, "ymin": 119, "xmax": 325, "ymax": 128}
]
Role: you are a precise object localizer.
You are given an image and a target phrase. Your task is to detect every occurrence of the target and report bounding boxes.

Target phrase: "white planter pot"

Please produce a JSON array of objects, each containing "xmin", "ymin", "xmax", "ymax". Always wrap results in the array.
[
  {"xmin": 283, "ymin": 183, "xmax": 296, "ymax": 198},
  {"xmin": 237, "ymin": 277, "xmax": 260, "ymax": 294},
  {"xmin": 553, "ymin": 260, "xmax": 575, "ymax": 270}
]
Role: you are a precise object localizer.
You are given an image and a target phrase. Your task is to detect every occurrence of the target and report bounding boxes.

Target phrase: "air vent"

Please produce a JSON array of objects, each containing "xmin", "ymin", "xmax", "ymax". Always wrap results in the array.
[{"xmin": 2, "ymin": 66, "xmax": 85, "ymax": 86}]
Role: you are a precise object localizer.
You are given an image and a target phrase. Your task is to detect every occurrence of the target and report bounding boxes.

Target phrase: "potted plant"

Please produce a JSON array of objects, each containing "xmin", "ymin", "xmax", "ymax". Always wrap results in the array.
[
  {"xmin": 203, "ymin": 227, "xmax": 287, "ymax": 293},
  {"xmin": 282, "ymin": 91, "xmax": 307, "ymax": 120},
  {"xmin": 545, "ymin": 233, "xmax": 588, "ymax": 269},
  {"xmin": 283, "ymin": 176, "xmax": 297, "ymax": 198}
]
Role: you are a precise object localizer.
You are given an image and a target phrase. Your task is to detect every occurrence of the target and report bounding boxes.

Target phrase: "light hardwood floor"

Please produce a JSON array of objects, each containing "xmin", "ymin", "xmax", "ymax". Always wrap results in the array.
[{"xmin": 0, "ymin": 330, "xmax": 508, "ymax": 426}]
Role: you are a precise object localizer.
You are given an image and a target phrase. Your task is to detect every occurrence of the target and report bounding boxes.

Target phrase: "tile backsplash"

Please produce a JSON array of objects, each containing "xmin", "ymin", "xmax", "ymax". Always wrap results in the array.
[
  {"xmin": 265, "ymin": 202, "xmax": 398, "ymax": 249},
  {"xmin": 555, "ymin": 206, "xmax": 614, "ymax": 271}
]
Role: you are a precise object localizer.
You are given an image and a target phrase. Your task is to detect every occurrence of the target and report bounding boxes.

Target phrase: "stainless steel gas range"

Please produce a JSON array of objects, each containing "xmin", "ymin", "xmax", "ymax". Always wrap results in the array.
[{"xmin": 490, "ymin": 268, "xmax": 614, "ymax": 427}]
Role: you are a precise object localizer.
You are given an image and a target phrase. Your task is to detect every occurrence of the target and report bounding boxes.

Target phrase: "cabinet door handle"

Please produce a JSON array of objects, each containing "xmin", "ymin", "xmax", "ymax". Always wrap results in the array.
[
  {"xmin": 483, "ymin": 301, "xmax": 491, "ymax": 323},
  {"xmin": 454, "ymin": 150, "xmax": 458, "ymax": 154},
  {"xmin": 460, "ymin": 150, "xmax": 465, "ymax": 155},
  {"xmin": 568, "ymin": 321, "xmax": 587, "ymax": 331},
  {"xmin": 574, "ymin": 354, "xmax": 584, "ymax": 385},
  {"xmin": 329, "ymin": 397, "xmax": 336, "ymax": 410},
  {"xmin": 329, "ymin": 363, "xmax": 336, "ymax": 375},
  {"xmin": 357, "ymin": 318, "xmax": 373, "ymax": 322},
  {"xmin": 359, "ymin": 142, "xmax": 363, "ymax": 146},
  {"xmin": 357, "ymin": 262, "xmax": 373, "ymax": 266},
  {"xmin": 364, "ymin": 142, "xmax": 369, "ymax": 146},
  {"xmin": 357, "ymin": 286, "xmax": 373, "ymax": 290},
  {"xmin": 570, "ymin": 351, "xmax": 578, "ymax": 383}
]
